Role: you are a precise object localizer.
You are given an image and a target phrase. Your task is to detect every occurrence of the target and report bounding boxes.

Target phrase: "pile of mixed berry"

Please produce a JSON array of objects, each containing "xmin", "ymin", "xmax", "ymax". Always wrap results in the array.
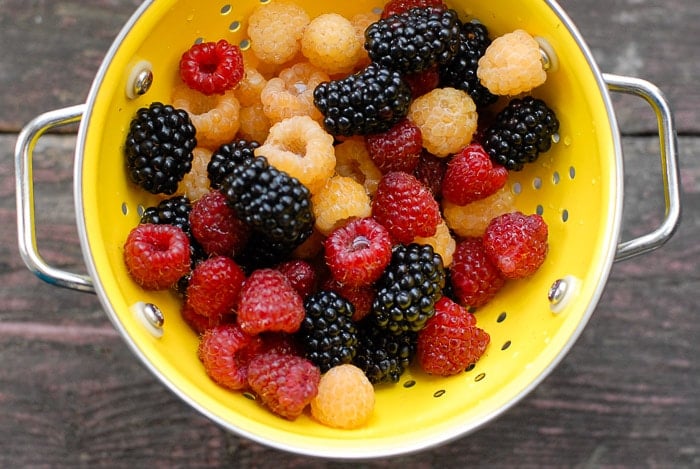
[{"xmin": 122, "ymin": 0, "xmax": 559, "ymax": 429}]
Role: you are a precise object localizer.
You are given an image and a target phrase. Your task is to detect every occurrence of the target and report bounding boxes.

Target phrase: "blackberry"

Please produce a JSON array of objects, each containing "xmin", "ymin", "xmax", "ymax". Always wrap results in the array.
[
  {"xmin": 125, "ymin": 102, "xmax": 197, "ymax": 195},
  {"xmin": 439, "ymin": 21, "xmax": 497, "ymax": 108},
  {"xmin": 353, "ymin": 322, "xmax": 417, "ymax": 384},
  {"xmin": 313, "ymin": 63, "xmax": 412, "ymax": 136},
  {"xmin": 207, "ymin": 139, "xmax": 260, "ymax": 190},
  {"xmin": 140, "ymin": 195, "xmax": 192, "ymax": 234},
  {"xmin": 371, "ymin": 243, "xmax": 446, "ymax": 335},
  {"xmin": 220, "ymin": 155, "xmax": 314, "ymax": 257},
  {"xmin": 298, "ymin": 290, "xmax": 359, "ymax": 373},
  {"xmin": 483, "ymin": 96, "xmax": 560, "ymax": 171},
  {"xmin": 364, "ymin": 7, "xmax": 461, "ymax": 74}
]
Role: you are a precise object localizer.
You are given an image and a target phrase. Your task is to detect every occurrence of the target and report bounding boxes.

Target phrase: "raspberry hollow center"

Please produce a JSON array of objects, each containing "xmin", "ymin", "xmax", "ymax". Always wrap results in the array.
[{"xmin": 351, "ymin": 235, "xmax": 371, "ymax": 252}]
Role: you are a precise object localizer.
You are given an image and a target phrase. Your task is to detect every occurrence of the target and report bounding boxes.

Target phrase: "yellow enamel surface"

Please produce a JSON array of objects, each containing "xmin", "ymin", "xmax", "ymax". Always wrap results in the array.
[{"xmin": 78, "ymin": 0, "xmax": 620, "ymax": 458}]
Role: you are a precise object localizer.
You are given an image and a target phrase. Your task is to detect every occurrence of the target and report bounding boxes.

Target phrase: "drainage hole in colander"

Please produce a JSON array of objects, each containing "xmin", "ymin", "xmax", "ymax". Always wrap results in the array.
[
  {"xmin": 239, "ymin": 38, "xmax": 251, "ymax": 51},
  {"xmin": 552, "ymin": 171, "xmax": 560, "ymax": 185},
  {"xmin": 512, "ymin": 182, "xmax": 522, "ymax": 195},
  {"xmin": 536, "ymin": 205, "xmax": 544, "ymax": 216},
  {"xmin": 229, "ymin": 21, "xmax": 241, "ymax": 32},
  {"xmin": 532, "ymin": 177, "xmax": 542, "ymax": 190},
  {"xmin": 433, "ymin": 389, "xmax": 446, "ymax": 398},
  {"xmin": 137, "ymin": 204, "xmax": 146, "ymax": 217},
  {"xmin": 474, "ymin": 372, "xmax": 486, "ymax": 382},
  {"xmin": 242, "ymin": 391, "xmax": 256, "ymax": 401},
  {"xmin": 569, "ymin": 166, "xmax": 576, "ymax": 179},
  {"xmin": 121, "ymin": 202, "xmax": 128, "ymax": 216},
  {"xmin": 561, "ymin": 209, "xmax": 569, "ymax": 222},
  {"xmin": 220, "ymin": 4, "xmax": 232, "ymax": 15},
  {"xmin": 497, "ymin": 311, "xmax": 507, "ymax": 323},
  {"xmin": 194, "ymin": 37, "xmax": 204, "ymax": 45},
  {"xmin": 403, "ymin": 379, "xmax": 416, "ymax": 388},
  {"xmin": 501, "ymin": 340, "xmax": 512, "ymax": 351},
  {"xmin": 465, "ymin": 363, "xmax": 476, "ymax": 372}
]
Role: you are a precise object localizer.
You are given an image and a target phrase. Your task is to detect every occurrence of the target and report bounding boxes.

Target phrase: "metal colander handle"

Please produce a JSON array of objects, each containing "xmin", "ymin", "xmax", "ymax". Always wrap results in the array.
[
  {"xmin": 605, "ymin": 74, "xmax": 682, "ymax": 262},
  {"xmin": 14, "ymin": 104, "xmax": 95, "ymax": 293},
  {"xmin": 14, "ymin": 75, "xmax": 681, "ymax": 291}
]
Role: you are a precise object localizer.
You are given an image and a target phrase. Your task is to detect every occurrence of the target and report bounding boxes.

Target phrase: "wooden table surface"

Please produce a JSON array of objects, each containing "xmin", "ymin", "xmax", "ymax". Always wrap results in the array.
[{"xmin": 1, "ymin": 1, "xmax": 698, "ymax": 467}]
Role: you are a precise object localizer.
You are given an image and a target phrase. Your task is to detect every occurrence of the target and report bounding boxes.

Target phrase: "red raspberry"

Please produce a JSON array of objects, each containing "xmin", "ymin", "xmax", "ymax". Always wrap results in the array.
[
  {"xmin": 181, "ymin": 300, "xmax": 226, "ymax": 334},
  {"xmin": 123, "ymin": 223, "xmax": 190, "ymax": 290},
  {"xmin": 450, "ymin": 237, "xmax": 505, "ymax": 308},
  {"xmin": 322, "ymin": 277, "xmax": 375, "ymax": 322},
  {"xmin": 190, "ymin": 190, "xmax": 250, "ymax": 257},
  {"xmin": 237, "ymin": 269, "xmax": 305, "ymax": 335},
  {"xmin": 442, "ymin": 143, "xmax": 509, "ymax": 205},
  {"xmin": 366, "ymin": 119, "xmax": 423, "ymax": 174},
  {"xmin": 179, "ymin": 39, "xmax": 244, "ymax": 95},
  {"xmin": 413, "ymin": 150, "xmax": 447, "ymax": 199},
  {"xmin": 372, "ymin": 171, "xmax": 441, "ymax": 243},
  {"xmin": 187, "ymin": 256, "xmax": 246, "ymax": 319},
  {"xmin": 381, "ymin": 0, "xmax": 446, "ymax": 18},
  {"xmin": 257, "ymin": 332, "xmax": 305, "ymax": 357},
  {"xmin": 404, "ymin": 67, "xmax": 440, "ymax": 98},
  {"xmin": 324, "ymin": 218, "xmax": 393, "ymax": 287},
  {"xmin": 483, "ymin": 212, "xmax": 549, "ymax": 279},
  {"xmin": 416, "ymin": 297, "xmax": 490, "ymax": 376},
  {"xmin": 198, "ymin": 323, "xmax": 263, "ymax": 390},
  {"xmin": 247, "ymin": 351, "xmax": 320, "ymax": 420},
  {"xmin": 275, "ymin": 259, "xmax": 318, "ymax": 299}
]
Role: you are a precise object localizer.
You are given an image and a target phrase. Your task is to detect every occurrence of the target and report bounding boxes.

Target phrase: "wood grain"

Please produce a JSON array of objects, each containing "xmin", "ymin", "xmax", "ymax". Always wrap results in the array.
[{"xmin": 1, "ymin": 0, "xmax": 698, "ymax": 467}]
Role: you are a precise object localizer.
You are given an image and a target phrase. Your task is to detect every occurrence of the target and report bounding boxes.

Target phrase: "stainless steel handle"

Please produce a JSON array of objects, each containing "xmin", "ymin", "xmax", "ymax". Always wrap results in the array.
[
  {"xmin": 14, "ymin": 104, "xmax": 95, "ymax": 293},
  {"xmin": 605, "ymin": 74, "xmax": 682, "ymax": 262}
]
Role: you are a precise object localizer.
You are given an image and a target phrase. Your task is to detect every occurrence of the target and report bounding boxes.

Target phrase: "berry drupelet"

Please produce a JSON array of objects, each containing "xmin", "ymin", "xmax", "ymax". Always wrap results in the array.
[{"xmin": 125, "ymin": 102, "xmax": 197, "ymax": 195}]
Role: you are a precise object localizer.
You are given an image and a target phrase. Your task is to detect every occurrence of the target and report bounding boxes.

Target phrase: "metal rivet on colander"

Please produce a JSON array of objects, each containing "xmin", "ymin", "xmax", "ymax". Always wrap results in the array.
[
  {"xmin": 535, "ymin": 36, "xmax": 559, "ymax": 73},
  {"xmin": 548, "ymin": 275, "xmax": 580, "ymax": 313},
  {"xmin": 125, "ymin": 60, "xmax": 153, "ymax": 99},
  {"xmin": 131, "ymin": 301, "xmax": 164, "ymax": 337}
]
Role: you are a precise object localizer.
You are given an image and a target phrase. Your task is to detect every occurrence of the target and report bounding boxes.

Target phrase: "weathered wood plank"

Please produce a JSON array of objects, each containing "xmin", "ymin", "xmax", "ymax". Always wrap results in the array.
[{"xmin": 1, "ymin": 135, "xmax": 698, "ymax": 467}]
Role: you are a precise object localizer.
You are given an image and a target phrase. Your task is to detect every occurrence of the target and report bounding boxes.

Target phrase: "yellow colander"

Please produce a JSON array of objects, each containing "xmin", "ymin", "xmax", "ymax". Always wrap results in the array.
[{"xmin": 15, "ymin": 0, "xmax": 681, "ymax": 459}]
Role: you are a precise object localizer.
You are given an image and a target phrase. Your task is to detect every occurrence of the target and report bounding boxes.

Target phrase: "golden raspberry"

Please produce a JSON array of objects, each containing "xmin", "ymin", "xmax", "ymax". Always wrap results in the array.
[
  {"xmin": 237, "ymin": 103, "xmax": 271, "ymax": 143},
  {"xmin": 408, "ymin": 87, "xmax": 477, "ymax": 157},
  {"xmin": 234, "ymin": 62, "xmax": 267, "ymax": 107},
  {"xmin": 413, "ymin": 220, "xmax": 457, "ymax": 267},
  {"xmin": 176, "ymin": 147, "xmax": 211, "ymax": 201},
  {"xmin": 477, "ymin": 29, "xmax": 547, "ymax": 96},
  {"xmin": 350, "ymin": 12, "xmax": 380, "ymax": 69},
  {"xmin": 255, "ymin": 115, "xmax": 335, "ymax": 194},
  {"xmin": 443, "ymin": 186, "xmax": 516, "ymax": 238},
  {"xmin": 172, "ymin": 81, "xmax": 240, "ymax": 150},
  {"xmin": 247, "ymin": 1, "xmax": 310, "ymax": 65},
  {"xmin": 312, "ymin": 175, "xmax": 372, "ymax": 236},
  {"xmin": 260, "ymin": 62, "xmax": 329, "ymax": 124},
  {"xmin": 310, "ymin": 364, "xmax": 375, "ymax": 429},
  {"xmin": 301, "ymin": 13, "xmax": 363, "ymax": 76},
  {"xmin": 334, "ymin": 138, "xmax": 382, "ymax": 196}
]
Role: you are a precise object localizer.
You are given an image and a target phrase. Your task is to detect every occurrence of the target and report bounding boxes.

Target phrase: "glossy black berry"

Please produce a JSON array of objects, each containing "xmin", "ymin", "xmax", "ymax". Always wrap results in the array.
[
  {"xmin": 371, "ymin": 243, "xmax": 446, "ymax": 335},
  {"xmin": 439, "ymin": 21, "xmax": 497, "ymax": 108},
  {"xmin": 313, "ymin": 63, "xmax": 412, "ymax": 136},
  {"xmin": 365, "ymin": 7, "xmax": 462, "ymax": 73},
  {"xmin": 299, "ymin": 290, "xmax": 358, "ymax": 373},
  {"xmin": 220, "ymin": 155, "xmax": 314, "ymax": 258},
  {"xmin": 353, "ymin": 322, "xmax": 417, "ymax": 384},
  {"xmin": 483, "ymin": 96, "xmax": 560, "ymax": 171},
  {"xmin": 207, "ymin": 138, "xmax": 260, "ymax": 190},
  {"xmin": 125, "ymin": 102, "xmax": 196, "ymax": 195}
]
